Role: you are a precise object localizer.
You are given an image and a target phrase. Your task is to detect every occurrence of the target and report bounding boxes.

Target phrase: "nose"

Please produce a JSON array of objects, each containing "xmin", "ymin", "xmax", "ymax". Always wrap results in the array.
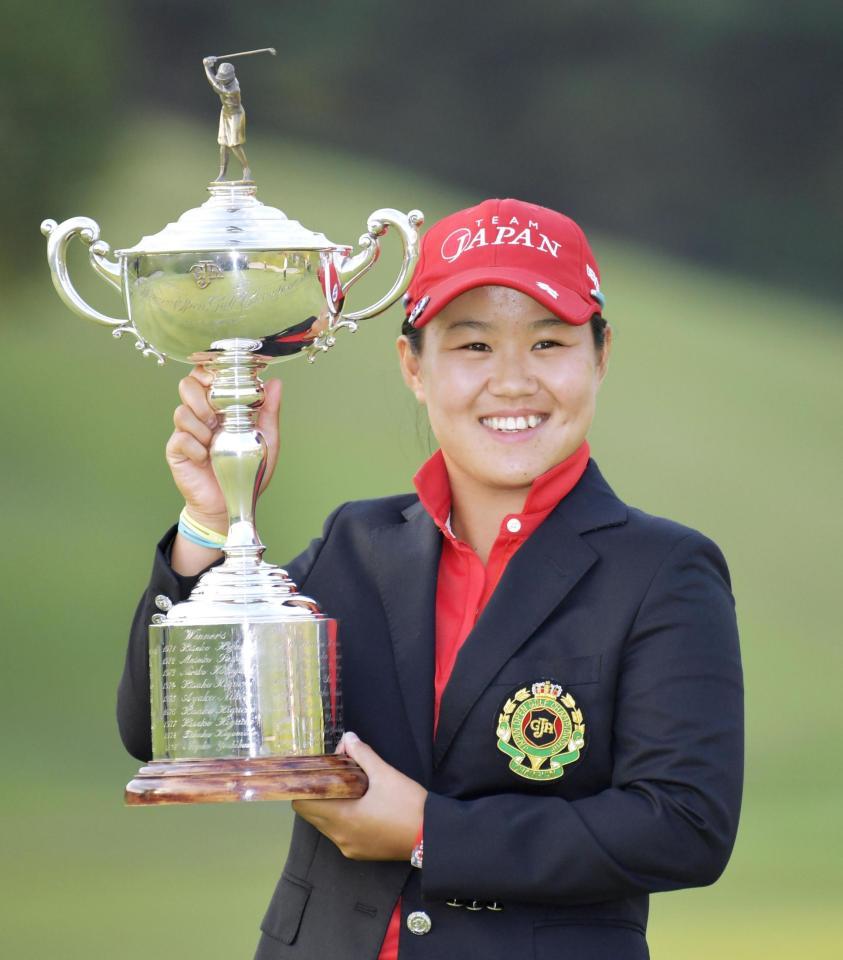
[{"xmin": 487, "ymin": 349, "xmax": 538, "ymax": 398}]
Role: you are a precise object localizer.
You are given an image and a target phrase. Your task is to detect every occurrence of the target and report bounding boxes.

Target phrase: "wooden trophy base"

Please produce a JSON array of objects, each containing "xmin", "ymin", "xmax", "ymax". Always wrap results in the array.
[{"xmin": 125, "ymin": 754, "xmax": 368, "ymax": 806}]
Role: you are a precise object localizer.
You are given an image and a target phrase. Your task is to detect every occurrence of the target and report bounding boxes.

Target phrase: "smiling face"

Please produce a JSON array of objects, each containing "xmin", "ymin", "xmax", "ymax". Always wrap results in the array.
[{"xmin": 397, "ymin": 285, "xmax": 611, "ymax": 498}]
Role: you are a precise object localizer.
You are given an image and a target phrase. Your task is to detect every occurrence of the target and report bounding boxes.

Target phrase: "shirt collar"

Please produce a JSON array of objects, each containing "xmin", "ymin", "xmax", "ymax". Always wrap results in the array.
[{"xmin": 413, "ymin": 441, "xmax": 591, "ymax": 542}]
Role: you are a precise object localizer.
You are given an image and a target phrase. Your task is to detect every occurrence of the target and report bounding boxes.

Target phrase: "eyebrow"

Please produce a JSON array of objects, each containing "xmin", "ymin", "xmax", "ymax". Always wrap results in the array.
[
  {"xmin": 443, "ymin": 318, "xmax": 488, "ymax": 331},
  {"xmin": 444, "ymin": 316, "xmax": 564, "ymax": 332},
  {"xmin": 529, "ymin": 317, "xmax": 566, "ymax": 330}
]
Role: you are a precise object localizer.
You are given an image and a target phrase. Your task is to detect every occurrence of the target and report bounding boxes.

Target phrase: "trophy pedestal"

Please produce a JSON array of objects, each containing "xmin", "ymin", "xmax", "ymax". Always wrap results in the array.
[
  {"xmin": 125, "ymin": 754, "xmax": 367, "ymax": 805},
  {"xmin": 143, "ymin": 574, "xmax": 356, "ymax": 805}
]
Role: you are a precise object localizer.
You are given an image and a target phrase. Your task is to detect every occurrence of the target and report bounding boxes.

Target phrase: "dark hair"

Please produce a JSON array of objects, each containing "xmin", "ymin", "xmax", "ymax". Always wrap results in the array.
[
  {"xmin": 590, "ymin": 312, "xmax": 608, "ymax": 350},
  {"xmin": 402, "ymin": 312, "xmax": 609, "ymax": 354},
  {"xmin": 401, "ymin": 317, "xmax": 426, "ymax": 354}
]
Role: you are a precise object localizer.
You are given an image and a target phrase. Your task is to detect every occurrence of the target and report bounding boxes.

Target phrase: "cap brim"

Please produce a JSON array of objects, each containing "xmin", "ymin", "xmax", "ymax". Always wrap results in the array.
[{"xmin": 411, "ymin": 266, "xmax": 597, "ymax": 328}]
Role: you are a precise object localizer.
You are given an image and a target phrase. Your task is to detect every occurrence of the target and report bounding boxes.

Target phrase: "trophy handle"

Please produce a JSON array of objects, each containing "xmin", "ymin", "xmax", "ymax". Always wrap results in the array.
[
  {"xmin": 41, "ymin": 217, "xmax": 165, "ymax": 364},
  {"xmin": 41, "ymin": 217, "xmax": 127, "ymax": 326},
  {"xmin": 335, "ymin": 208, "xmax": 424, "ymax": 324}
]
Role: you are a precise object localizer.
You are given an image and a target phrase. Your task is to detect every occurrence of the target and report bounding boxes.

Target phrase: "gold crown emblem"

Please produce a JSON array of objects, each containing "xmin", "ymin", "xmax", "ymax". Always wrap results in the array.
[{"xmin": 531, "ymin": 680, "xmax": 562, "ymax": 698}]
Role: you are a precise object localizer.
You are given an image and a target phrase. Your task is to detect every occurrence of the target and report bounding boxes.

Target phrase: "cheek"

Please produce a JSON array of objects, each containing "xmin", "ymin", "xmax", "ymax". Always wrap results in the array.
[
  {"xmin": 549, "ymin": 363, "xmax": 599, "ymax": 417},
  {"xmin": 420, "ymin": 362, "xmax": 481, "ymax": 417},
  {"xmin": 424, "ymin": 388, "xmax": 464, "ymax": 437}
]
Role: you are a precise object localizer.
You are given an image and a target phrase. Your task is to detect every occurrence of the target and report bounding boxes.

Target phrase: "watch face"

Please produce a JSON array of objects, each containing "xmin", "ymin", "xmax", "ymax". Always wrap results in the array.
[{"xmin": 411, "ymin": 841, "xmax": 424, "ymax": 868}]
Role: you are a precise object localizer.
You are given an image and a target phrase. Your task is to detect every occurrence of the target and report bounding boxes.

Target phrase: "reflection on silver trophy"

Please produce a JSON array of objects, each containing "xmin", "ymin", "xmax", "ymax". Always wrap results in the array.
[{"xmin": 41, "ymin": 50, "xmax": 424, "ymax": 805}]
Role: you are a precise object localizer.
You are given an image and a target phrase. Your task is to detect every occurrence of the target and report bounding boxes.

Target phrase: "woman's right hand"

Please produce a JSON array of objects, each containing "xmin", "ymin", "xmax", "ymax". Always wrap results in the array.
[{"xmin": 165, "ymin": 366, "xmax": 283, "ymax": 536}]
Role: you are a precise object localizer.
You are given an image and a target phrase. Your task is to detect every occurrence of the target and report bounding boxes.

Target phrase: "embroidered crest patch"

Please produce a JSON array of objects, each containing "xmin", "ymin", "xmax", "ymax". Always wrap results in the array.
[{"xmin": 496, "ymin": 680, "xmax": 585, "ymax": 781}]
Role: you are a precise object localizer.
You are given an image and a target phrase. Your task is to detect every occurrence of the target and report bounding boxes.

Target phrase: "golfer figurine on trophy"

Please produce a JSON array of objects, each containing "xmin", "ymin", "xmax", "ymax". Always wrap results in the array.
[
  {"xmin": 41, "ymin": 51, "xmax": 424, "ymax": 806},
  {"xmin": 203, "ymin": 48, "xmax": 271, "ymax": 182}
]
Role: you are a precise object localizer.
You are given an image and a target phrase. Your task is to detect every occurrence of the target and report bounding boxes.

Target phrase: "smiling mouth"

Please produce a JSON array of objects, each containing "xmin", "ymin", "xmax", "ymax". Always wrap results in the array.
[{"xmin": 479, "ymin": 414, "xmax": 548, "ymax": 433}]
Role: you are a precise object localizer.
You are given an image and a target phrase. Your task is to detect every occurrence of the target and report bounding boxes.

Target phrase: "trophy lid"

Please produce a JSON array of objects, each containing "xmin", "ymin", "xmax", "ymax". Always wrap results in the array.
[{"xmin": 115, "ymin": 184, "xmax": 345, "ymax": 256}]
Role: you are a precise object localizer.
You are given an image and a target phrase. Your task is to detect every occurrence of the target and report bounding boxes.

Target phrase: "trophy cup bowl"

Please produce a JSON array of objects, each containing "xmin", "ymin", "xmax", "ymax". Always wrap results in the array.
[{"xmin": 42, "ymin": 176, "xmax": 423, "ymax": 805}]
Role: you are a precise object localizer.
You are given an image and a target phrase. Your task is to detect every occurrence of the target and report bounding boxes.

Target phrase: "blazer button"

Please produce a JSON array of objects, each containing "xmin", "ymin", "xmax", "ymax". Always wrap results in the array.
[
  {"xmin": 154, "ymin": 595, "xmax": 172, "ymax": 612},
  {"xmin": 445, "ymin": 899, "xmax": 465, "ymax": 908},
  {"xmin": 466, "ymin": 900, "xmax": 484, "ymax": 911},
  {"xmin": 406, "ymin": 911, "xmax": 432, "ymax": 936}
]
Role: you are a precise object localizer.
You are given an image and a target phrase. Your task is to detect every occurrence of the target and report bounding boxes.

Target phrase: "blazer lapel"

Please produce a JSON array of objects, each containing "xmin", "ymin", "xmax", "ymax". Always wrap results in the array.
[
  {"xmin": 370, "ymin": 501, "xmax": 441, "ymax": 784},
  {"xmin": 433, "ymin": 460, "xmax": 627, "ymax": 767}
]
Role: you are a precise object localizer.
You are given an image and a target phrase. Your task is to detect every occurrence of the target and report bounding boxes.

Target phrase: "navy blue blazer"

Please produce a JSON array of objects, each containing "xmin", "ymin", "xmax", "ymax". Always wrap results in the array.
[{"xmin": 118, "ymin": 460, "xmax": 743, "ymax": 960}]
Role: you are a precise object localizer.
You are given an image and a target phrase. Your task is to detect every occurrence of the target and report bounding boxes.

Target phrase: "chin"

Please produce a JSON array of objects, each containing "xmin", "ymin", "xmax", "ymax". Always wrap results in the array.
[{"xmin": 481, "ymin": 463, "xmax": 549, "ymax": 489}]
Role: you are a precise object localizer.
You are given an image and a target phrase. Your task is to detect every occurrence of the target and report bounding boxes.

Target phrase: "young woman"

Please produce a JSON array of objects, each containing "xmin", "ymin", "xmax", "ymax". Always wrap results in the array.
[{"xmin": 118, "ymin": 198, "xmax": 743, "ymax": 960}]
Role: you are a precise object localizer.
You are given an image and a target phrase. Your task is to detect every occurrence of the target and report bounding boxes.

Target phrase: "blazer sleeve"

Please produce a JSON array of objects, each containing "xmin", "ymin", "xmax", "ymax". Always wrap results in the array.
[
  {"xmin": 421, "ymin": 531, "xmax": 744, "ymax": 905},
  {"xmin": 116, "ymin": 504, "xmax": 349, "ymax": 762}
]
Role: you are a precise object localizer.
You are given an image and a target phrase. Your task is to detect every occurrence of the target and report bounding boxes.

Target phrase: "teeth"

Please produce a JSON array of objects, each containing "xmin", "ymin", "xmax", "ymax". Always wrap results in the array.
[{"xmin": 481, "ymin": 415, "xmax": 545, "ymax": 432}]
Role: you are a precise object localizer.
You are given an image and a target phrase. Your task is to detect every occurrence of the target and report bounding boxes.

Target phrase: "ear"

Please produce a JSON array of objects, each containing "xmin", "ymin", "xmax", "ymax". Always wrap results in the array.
[
  {"xmin": 596, "ymin": 324, "xmax": 613, "ymax": 383},
  {"xmin": 396, "ymin": 336, "xmax": 426, "ymax": 403}
]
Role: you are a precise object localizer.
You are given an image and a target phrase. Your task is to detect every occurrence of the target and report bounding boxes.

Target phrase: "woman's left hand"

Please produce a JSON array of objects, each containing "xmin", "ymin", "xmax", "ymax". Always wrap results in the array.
[{"xmin": 292, "ymin": 732, "xmax": 427, "ymax": 861}]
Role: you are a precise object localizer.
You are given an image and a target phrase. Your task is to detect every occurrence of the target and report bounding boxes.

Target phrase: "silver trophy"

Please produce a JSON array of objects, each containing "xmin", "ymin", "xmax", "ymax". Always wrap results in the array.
[{"xmin": 41, "ymin": 51, "xmax": 423, "ymax": 805}]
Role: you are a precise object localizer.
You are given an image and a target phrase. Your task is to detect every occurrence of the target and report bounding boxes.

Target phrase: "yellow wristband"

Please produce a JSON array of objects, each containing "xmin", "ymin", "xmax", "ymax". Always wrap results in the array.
[{"xmin": 179, "ymin": 507, "xmax": 227, "ymax": 547}]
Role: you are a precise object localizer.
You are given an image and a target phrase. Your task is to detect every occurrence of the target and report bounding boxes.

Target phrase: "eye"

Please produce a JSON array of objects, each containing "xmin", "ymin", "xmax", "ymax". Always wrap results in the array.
[
  {"xmin": 460, "ymin": 341, "xmax": 492, "ymax": 352},
  {"xmin": 532, "ymin": 339, "xmax": 564, "ymax": 351}
]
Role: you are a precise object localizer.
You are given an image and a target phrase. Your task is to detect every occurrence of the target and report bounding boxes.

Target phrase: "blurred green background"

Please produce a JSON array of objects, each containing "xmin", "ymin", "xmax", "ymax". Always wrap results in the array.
[{"xmin": 3, "ymin": 2, "xmax": 842, "ymax": 957}]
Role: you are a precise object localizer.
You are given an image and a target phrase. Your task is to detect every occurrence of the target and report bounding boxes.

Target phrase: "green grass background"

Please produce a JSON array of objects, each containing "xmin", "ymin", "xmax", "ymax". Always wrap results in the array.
[{"xmin": 2, "ymin": 114, "xmax": 841, "ymax": 957}]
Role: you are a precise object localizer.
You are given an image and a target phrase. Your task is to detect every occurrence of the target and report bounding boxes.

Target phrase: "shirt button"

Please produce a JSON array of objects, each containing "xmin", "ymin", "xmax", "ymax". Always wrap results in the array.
[
  {"xmin": 407, "ymin": 911, "xmax": 432, "ymax": 935},
  {"xmin": 505, "ymin": 517, "xmax": 522, "ymax": 534}
]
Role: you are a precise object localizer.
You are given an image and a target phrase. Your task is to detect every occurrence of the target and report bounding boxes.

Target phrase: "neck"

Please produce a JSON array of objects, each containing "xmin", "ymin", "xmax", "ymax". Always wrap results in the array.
[{"xmin": 446, "ymin": 466, "xmax": 530, "ymax": 565}]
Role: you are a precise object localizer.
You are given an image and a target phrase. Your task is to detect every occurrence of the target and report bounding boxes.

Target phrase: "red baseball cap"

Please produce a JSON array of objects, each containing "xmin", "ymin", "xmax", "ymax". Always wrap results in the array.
[{"xmin": 403, "ymin": 198, "xmax": 605, "ymax": 328}]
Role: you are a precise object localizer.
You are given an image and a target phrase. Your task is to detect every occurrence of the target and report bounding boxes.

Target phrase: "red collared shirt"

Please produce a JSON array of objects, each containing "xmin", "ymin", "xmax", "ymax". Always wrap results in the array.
[{"xmin": 377, "ymin": 441, "xmax": 591, "ymax": 959}]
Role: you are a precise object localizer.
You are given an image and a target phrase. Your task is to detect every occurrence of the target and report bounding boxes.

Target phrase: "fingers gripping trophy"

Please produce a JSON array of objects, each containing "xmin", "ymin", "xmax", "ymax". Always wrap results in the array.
[{"xmin": 41, "ymin": 51, "xmax": 424, "ymax": 806}]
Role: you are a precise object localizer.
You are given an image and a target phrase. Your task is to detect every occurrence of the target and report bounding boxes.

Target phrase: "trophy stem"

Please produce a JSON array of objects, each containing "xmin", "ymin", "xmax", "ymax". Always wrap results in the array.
[
  {"xmin": 169, "ymin": 336, "xmax": 319, "ymax": 613},
  {"xmin": 206, "ymin": 338, "xmax": 268, "ymax": 567}
]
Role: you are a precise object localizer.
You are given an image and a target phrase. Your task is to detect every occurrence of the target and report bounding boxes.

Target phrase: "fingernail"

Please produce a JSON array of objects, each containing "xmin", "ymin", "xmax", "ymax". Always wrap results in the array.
[{"xmin": 343, "ymin": 731, "xmax": 359, "ymax": 744}]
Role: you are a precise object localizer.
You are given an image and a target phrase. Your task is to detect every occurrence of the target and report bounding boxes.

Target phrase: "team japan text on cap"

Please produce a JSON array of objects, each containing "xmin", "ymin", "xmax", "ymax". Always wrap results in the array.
[{"xmin": 403, "ymin": 198, "xmax": 604, "ymax": 328}]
